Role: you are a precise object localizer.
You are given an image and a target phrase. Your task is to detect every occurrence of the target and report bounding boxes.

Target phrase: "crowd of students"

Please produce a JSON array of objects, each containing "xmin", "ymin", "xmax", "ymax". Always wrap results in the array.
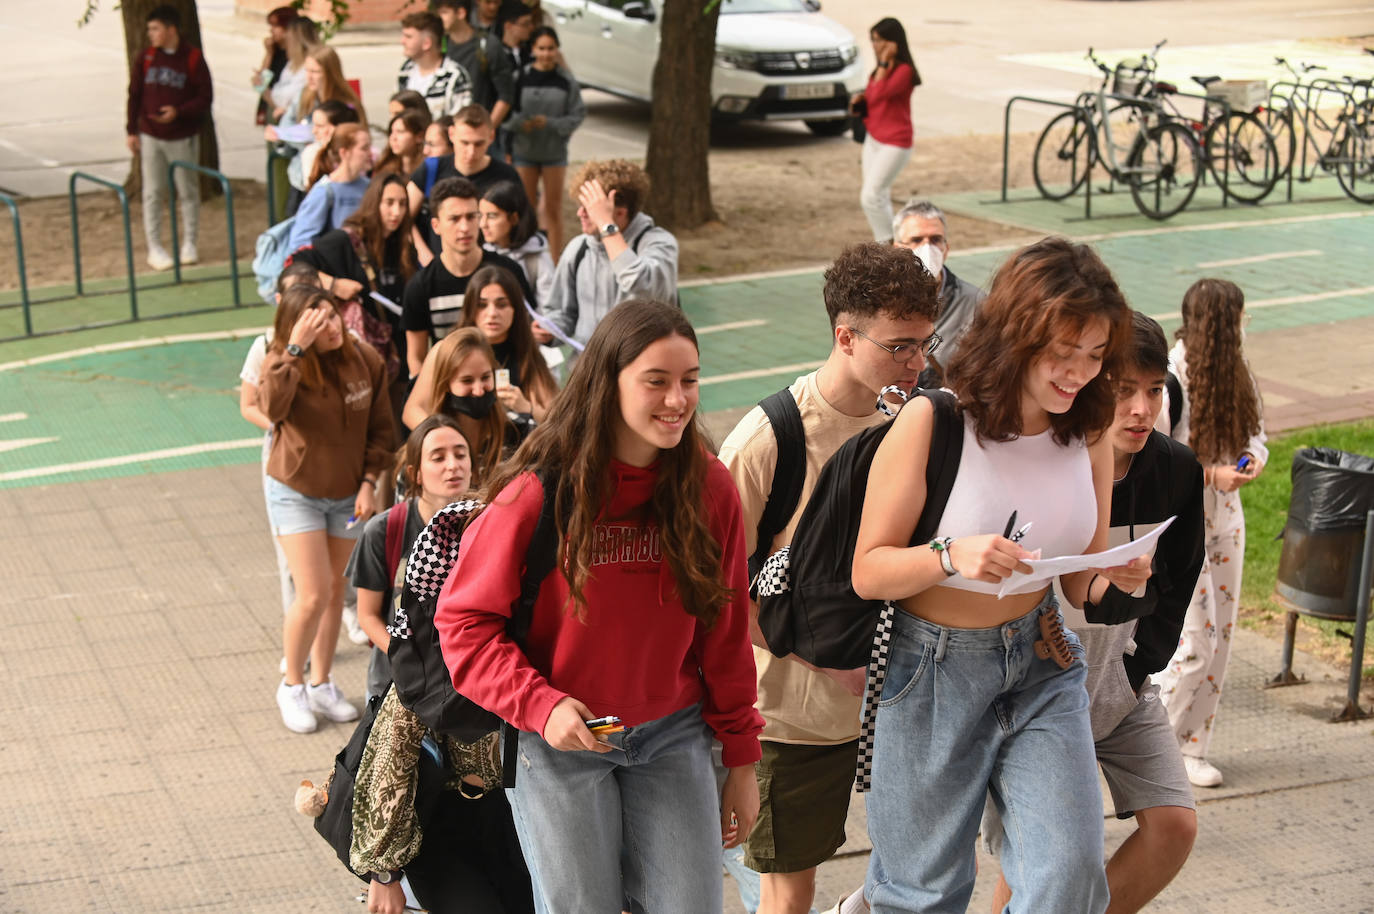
[{"xmin": 195, "ymin": 4, "xmax": 1277, "ymax": 913}]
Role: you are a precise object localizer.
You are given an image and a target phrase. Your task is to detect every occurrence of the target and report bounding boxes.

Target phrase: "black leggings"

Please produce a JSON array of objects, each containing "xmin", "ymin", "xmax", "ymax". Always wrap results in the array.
[{"xmin": 404, "ymin": 789, "xmax": 535, "ymax": 914}]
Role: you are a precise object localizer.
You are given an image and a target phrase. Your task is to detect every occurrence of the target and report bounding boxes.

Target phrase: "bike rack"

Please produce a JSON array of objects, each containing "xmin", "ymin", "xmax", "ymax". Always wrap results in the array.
[
  {"xmin": 0, "ymin": 191, "xmax": 31, "ymax": 337},
  {"xmin": 69, "ymin": 171, "xmax": 139, "ymax": 320},
  {"xmin": 1268, "ymin": 78, "xmax": 1359, "ymax": 202},
  {"xmin": 1001, "ymin": 95, "xmax": 1080, "ymax": 204},
  {"xmin": 167, "ymin": 161, "xmax": 242, "ymax": 307}
]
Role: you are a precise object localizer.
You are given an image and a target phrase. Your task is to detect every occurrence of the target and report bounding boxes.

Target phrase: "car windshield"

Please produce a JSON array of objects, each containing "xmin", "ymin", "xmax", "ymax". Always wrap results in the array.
[{"xmin": 720, "ymin": 0, "xmax": 808, "ymax": 14}]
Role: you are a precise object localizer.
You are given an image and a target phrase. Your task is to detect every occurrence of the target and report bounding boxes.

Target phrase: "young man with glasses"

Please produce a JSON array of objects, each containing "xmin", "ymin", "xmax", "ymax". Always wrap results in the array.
[{"xmin": 718, "ymin": 243, "xmax": 940, "ymax": 914}]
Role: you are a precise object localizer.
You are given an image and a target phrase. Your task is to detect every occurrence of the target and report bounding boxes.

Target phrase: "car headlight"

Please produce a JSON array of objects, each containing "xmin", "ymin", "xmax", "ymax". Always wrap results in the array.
[
  {"xmin": 716, "ymin": 48, "xmax": 759, "ymax": 71},
  {"xmin": 840, "ymin": 43, "xmax": 858, "ymax": 65}
]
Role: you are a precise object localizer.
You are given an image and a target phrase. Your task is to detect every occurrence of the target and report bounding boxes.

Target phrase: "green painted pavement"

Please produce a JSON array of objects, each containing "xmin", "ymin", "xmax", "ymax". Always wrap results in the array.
[{"xmin": 3, "ymin": 207, "xmax": 1372, "ymax": 488}]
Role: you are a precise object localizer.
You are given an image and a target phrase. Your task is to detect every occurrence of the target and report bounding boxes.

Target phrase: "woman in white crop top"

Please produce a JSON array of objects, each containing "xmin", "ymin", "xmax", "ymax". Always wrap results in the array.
[{"xmin": 849, "ymin": 238, "xmax": 1151, "ymax": 914}]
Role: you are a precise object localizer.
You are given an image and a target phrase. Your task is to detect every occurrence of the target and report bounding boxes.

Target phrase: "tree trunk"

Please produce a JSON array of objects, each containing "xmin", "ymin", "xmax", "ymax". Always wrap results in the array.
[
  {"xmin": 644, "ymin": 0, "xmax": 721, "ymax": 230},
  {"xmin": 121, "ymin": 0, "xmax": 222, "ymax": 198}
]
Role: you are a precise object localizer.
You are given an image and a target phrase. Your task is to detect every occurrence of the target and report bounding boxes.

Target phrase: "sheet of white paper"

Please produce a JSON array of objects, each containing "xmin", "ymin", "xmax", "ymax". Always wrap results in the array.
[
  {"xmin": 539, "ymin": 344, "xmax": 566, "ymax": 369},
  {"xmin": 370, "ymin": 292, "xmax": 403, "ymax": 316},
  {"xmin": 997, "ymin": 515, "xmax": 1176, "ymax": 598},
  {"xmin": 273, "ymin": 122, "xmax": 313, "ymax": 144}
]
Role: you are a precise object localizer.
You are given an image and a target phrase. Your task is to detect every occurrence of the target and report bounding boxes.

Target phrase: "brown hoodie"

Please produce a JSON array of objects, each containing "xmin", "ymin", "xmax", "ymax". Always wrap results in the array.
[{"xmin": 258, "ymin": 341, "xmax": 395, "ymax": 499}]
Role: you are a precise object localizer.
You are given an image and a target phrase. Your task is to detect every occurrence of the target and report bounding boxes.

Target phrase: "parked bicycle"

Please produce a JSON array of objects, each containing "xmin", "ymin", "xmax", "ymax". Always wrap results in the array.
[
  {"xmin": 1032, "ymin": 43, "xmax": 1202, "ymax": 220},
  {"xmin": 1265, "ymin": 54, "xmax": 1374, "ymax": 204}
]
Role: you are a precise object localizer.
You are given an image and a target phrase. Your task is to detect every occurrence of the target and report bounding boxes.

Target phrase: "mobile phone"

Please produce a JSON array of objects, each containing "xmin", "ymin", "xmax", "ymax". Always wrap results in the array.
[
  {"xmin": 584, "ymin": 715, "xmax": 623, "ymax": 734},
  {"xmin": 1236, "ymin": 455, "xmax": 1252, "ymax": 472},
  {"xmin": 496, "ymin": 368, "xmax": 511, "ymax": 388}
]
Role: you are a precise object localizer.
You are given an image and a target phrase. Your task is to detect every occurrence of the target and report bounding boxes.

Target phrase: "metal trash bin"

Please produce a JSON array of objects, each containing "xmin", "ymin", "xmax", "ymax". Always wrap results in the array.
[
  {"xmin": 1269, "ymin": 447, "xmax": 1374, "ymax": 721},
  {"xmin": 1276, "ymin": 448, "xmax": 1374, "ymax": 619}
]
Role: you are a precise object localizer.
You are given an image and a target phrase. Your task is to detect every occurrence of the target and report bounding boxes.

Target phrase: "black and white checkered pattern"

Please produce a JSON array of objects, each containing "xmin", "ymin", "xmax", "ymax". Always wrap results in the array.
[
  {"xmin": 855, "ymin": 601, "xmax": 897, "ymax": 792},
  {"xmin": 386, "ymin": 499, "xmax": 483, "ymax": 641},
  {"xmin": 752, "ymin": 546, "xmax": 792, "ymax": 597}
]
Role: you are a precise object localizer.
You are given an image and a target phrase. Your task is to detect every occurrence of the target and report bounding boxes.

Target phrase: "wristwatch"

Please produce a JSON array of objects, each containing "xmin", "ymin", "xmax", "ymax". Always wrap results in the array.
[
  {"xmin": 370, "ymin": 870, "xmax": 401, "ymax": 885},
  {"xmin": 929, "ymin": 537, "xmax": 957, "ymax": 576},
  {"xmin": 598, "ymin": 222, "xmax": 620, "ymax": 239},
  {"xmin": 285, "ymin": 343, "xmax": 304, "ymax": 358}
]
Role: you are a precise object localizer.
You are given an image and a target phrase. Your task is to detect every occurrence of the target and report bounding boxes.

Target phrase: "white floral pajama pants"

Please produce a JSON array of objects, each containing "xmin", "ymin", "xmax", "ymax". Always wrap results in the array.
[{"xmin": 1156, "ymin": 485, "xmax": 1245, "ymax": 759}]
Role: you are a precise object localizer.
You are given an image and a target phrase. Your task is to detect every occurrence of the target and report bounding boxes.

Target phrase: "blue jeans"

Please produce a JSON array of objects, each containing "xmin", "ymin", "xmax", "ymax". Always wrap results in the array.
[
  {"xmin": 865, "ymin": 594, "xmax": 1108, "ymax": 914},
  {"xmin": 508, "ymin": 703, "xmax": 724, "ymax": 914}
]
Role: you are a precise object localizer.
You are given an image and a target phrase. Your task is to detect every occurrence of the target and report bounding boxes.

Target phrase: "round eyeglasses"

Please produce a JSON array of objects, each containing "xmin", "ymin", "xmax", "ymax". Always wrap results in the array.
[{"xmin": 848, "ymin": 326, "xmax": 942, "ymax": 363}]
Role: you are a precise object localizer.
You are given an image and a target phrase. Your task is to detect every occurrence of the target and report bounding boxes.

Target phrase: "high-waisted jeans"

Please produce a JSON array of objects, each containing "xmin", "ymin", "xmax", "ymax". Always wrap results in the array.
[{"xmin": 864, "ymin": 592, "xmax": 1108, "ymax": 914}]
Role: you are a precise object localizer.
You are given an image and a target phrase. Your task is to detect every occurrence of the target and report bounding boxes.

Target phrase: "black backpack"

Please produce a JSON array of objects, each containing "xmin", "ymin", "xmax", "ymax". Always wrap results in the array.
[
  {"xmin": 314, "ymin": 693, "xmax": 448, "ymax": 881},
  {"xmin": 387, "ymin": 471, "xmax": 559, "ymax": 784},
  {"xmin": 751, "ymin": 388, "xmax": 963, "ymax": 670}
]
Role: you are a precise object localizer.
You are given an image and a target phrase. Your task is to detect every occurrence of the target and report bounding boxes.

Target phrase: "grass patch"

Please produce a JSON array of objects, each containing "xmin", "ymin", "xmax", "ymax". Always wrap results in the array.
[{"xmin": 1241, "ymin": 418, "xmax": 1374, "ymax": 678}]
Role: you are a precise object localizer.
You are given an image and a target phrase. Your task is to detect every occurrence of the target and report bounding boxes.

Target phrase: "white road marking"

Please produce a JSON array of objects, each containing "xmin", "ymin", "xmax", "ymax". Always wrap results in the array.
[
  {"xmin": 0, "ymin": 412, "xmax": 27, "ymax": 422},
  {"xmin": 1155, "ymin": 285, "xmax": 1374, "ymax": 321},
  {"xmin": 0, "ymin": 327, "xmax": 270, "ymax": 373},
  {"xmin": 0, "ymin": 436, "xmax": 57, "ymax": 454},
  {"xmin": 0, "ymin": 438, "xmax": 262, "ymax": 483},
  {"xmin": 695, "ymin": 319, "xmax": 768, "ymax": 334},
  {"xmin": 702, "ymin": 361, "xmax": 825, "ymax": 386},
  {"xmin": 1195, "ymin": 249, "xmax": 1323, "ymax": 269}
]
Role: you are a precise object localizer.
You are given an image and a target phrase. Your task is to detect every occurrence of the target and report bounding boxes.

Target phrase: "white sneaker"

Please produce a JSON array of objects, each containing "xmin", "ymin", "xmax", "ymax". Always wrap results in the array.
[
  {"xmin": 1184, "ymin": 755, "xmax": 1223, "ymax": 788},
  {"xmin": 179, "ymin": 241, "xmax": 199, "ymax": 265},
  {"xmin": 146, "ymin": 245, "xmax": 174, "ymax": 272},
  {"xmin": 307, "ymin": 678, "xmax": 360, "ymax": 723},
  {"xmin": 343, "ymin": 605, "xmax": 370, "ymax": 646},
  {"xmin": 277, "ymin": 680, "xmax": 318, "ymax": 733}
]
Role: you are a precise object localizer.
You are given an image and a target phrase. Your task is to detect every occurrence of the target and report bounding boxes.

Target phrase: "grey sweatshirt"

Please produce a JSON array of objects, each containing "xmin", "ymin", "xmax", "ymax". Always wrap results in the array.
[{"xmin": 505, "ymin": 64, "xmax": 586, "ymax": 164}]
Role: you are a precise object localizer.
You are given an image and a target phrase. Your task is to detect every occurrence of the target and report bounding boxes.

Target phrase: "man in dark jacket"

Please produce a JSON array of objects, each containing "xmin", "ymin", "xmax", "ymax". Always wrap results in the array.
[
  {"xmin": 987, "ymin": 311, "xmax": 1206, "ymax": 914},
  {"xmin": 126, "ymin": 4, "xmax": 213, "ymax": 271}
]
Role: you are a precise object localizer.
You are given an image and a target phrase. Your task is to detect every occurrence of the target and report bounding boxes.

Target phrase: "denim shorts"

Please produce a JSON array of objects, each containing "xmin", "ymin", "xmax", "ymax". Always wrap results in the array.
[
  {"xmin": 513, "ymin": 155, "xmax": 568, "ymax": 168},
  {"xmin": 264, "ymin": 476, "xmax": 360, "ymax": 539}
]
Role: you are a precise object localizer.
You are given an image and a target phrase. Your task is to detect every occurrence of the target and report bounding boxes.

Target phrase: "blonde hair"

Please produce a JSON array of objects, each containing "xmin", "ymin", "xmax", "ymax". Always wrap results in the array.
[{"xmin": 300, "ymin": 45, "xmax": 367, "ymax": 128}]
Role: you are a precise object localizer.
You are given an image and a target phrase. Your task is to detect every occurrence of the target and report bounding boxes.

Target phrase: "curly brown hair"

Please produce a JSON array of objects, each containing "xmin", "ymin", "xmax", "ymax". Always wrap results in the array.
[
  {"xmin": 480, "ymin": 300, "xmax": 731, "ymax": 626},
  {"xmin": 1176, "ymin": 278, "xmax": 1262, "ymax": 464},
  {"xmin": 568, "ymin": 159, "xmax": 651, "ymax": 218},
  {"xmin": 948, "ymin": 237, "xmax": 1130, "ymax": 445},
  {"xmin": 823, "ymin": 242, "xmax": 940, "ymax": 329}
]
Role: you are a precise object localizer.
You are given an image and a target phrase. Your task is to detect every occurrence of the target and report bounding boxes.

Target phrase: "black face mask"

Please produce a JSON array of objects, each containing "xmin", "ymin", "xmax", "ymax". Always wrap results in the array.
[{"xmin": 444, "ymin": 389, "xmax": 496, "ymax": 419}]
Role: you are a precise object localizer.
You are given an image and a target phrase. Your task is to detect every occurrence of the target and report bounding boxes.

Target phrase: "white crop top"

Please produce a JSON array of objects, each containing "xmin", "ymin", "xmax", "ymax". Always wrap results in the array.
[{"xmin": 934, "ymin": 416, "xmax": 1098, "ymax": 595}]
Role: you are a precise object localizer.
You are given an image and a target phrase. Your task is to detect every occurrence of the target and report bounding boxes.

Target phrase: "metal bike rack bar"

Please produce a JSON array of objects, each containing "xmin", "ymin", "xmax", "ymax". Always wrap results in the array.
[
  {"xmin": 1334, "ymin": 510, "xmax": 1374, "ymax": 722},
  {"xmin": 69, "ymin": 171, "xmax": 138, "ymax": 320},
  {"xmin": 1001, "ymin": 95, "xmax": 1079, "ymax": 203},
  {"xmin": 167, "ymin": 160, "xmax": 241, "ymax": 306},
  {"xmin": 0, "ymin": 191, "xmax": 31, "ymax": 336}
]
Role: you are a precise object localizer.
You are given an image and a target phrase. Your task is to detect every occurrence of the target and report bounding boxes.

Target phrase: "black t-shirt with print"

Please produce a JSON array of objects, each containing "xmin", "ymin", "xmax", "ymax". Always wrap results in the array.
[
  {"xmin": 401, "ymin": 249, "xmax": 533, "ymax": 340},
  {"xmin": 410, "ymin": 155, "xmax": 525, "ymax": 255}
]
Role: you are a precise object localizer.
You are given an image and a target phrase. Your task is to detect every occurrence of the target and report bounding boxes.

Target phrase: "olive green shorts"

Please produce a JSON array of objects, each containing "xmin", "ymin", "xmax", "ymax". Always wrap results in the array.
[{"xmin": 742, "ymin": 739, "xmax": 859, "ymax": 874}]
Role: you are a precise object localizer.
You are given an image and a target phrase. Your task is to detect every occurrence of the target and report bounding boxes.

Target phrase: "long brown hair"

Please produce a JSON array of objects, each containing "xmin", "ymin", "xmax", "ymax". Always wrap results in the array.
[
  {"xmin": 1177, "ymin": 278, "xmax": 1262, "ymax": 463},
  {"xmin": 269, "ymin": 284, "xmax": 354, "ymax": 390},
  {"xmin": 426, "ymin": 328, "xmax": 508, "ymax": 475},
  {"xmin": 460, "ymin": 265, "xmax": 557, "ymax": 411},
  {"xmin": 948, "ymin": 237, "xmax": 1130, "ymax": 445},
  {"xmin": 300, "ymin": 44, "xmax": 366, "ymax": 126},
  {"xmin": 374, "ymin": 109, "xmax": 431, "ymax": 178},
  {"xmin": 342, "ymin": 172, "xmax": 417, "ymax": 284},
  {"xmin": 481, "ymin": 300, "xmax": 732, "ymax": 626},
  {"xmin": 308, "ymin": 122, "xmax": 367, "ymax": 190}
]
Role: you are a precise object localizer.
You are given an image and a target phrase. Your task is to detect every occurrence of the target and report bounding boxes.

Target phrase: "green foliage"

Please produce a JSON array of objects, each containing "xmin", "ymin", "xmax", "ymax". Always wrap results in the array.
[
  {"xmin": 1241, "ymin": 418, "xmax": 1374, "ymax": 672},
  {"xmin": 290, "ymin": 0, "xmax": 349, "ymax": 38},
  {"xmin": 77, "ymin": 0, "xmax": 104, "ymax": 28}
]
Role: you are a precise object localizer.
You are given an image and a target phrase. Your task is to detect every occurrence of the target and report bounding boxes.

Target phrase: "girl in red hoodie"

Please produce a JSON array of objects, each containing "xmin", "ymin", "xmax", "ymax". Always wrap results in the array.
[{"xmin": 436, "ymin": 298, "xmax": 763, "ymax": 914}]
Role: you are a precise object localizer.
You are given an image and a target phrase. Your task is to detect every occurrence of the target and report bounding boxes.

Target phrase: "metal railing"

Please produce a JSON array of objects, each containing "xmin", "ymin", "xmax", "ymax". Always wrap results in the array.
[
  {"xmin": 69, "ymin": 171, "xmax": 139, "ymax": 320},
  {"xmin": 0, "ymin": 192, "xmax": 31, "ymax": 337},
  {"xmin": 168, "ymin": 160, "xmax": 242, "ymax": 306}
]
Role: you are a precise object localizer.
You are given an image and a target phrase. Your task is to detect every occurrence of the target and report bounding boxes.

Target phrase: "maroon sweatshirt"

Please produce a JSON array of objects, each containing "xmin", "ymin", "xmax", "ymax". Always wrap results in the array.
[{"xmin": 126, "ymin": 43, "xmax": 213, "ymax": 140}]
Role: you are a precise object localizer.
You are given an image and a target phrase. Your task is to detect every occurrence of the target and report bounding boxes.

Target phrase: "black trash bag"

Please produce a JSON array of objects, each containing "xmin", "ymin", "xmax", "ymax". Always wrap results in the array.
[{"xmin": 1286, "ymin": 448, "xmax": 1374, "ymax": 534}]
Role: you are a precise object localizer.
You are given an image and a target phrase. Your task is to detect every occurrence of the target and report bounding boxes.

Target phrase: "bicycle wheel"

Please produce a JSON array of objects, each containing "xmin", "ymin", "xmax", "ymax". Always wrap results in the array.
[
  {"xmin": 1127, "ymin": 121, "xmax": 1202, "ymax": 220},
  {"xmin": 1204, "ymin": 111, "xmax": 1280, "ymax": 203},
  {"xmin": 1260, "ymin": 104, "xmax": 1296, "ymax": 179},
  {"xmin": 1033, "ymin": 109, "xmax": 1095, "ymax": 200},
  {"xmin": 1334, "ymin": 108, "xmax": 1374, "ymax": 203}
]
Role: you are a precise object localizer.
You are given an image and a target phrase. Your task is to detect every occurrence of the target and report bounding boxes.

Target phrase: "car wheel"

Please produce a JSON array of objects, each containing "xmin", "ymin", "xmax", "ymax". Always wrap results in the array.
[{"xmin": 805, "ymin": 118, "xmax": 850, "ymax": 137}]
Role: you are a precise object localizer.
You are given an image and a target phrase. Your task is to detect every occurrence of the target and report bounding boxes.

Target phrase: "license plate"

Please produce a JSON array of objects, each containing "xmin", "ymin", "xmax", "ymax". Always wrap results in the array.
[{"xmin": 782, "ymin": 83, "xmax": 834, "ymax": 100}]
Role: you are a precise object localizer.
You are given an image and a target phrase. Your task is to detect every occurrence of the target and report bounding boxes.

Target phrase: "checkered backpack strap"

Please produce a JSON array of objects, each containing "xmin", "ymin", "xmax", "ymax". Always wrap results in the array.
[
  {"xmin": 855, "ymin": 600, "xmax": 897, "ymax": 792},
  {"xmin": 388, "ymin": 498, "xmax": 484, "ymax": 640}
]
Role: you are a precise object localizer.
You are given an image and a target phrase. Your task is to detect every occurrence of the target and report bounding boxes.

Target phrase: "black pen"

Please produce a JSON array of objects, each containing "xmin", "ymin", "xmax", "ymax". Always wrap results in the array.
[{"xmin": 1003, "ymin": 510, "xmax": 1017, "ymax": 539}]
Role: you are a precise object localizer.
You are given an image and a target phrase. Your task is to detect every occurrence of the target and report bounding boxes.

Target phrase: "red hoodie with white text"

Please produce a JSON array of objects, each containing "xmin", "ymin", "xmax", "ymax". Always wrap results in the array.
[{"xmin": 435, "ymin": 457, "xmax": 763, "ymax": 768}]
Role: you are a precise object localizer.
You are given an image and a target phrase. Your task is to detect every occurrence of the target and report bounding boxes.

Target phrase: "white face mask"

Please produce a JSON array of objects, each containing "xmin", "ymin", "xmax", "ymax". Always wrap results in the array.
[{"xmin": 912, "ymin": 242, "xmax": 945, "ymax": 280}]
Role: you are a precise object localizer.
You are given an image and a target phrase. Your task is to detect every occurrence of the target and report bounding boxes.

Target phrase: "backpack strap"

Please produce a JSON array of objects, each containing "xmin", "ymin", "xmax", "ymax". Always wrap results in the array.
[
  {"xmin": 749, "ymin": 389, "xmax": 806, "ymax": 583},
  {"xmin": 911, "ymin": 388, "xmax": 964, "ymax": 545},
  {"xmin": 1165, "ymin": 371, "xmax": 1183, "ymax": 433},
  {"xmin": 384, "ymin": 501, "xmax": 410, "ymax": 586},
  {"xmin": 423, "ymin": 156, "xmax": 440, "ymax": 195},
  {"xmin": 500, "ymin": 468, "xmax": 562, "ymax": 788}
]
